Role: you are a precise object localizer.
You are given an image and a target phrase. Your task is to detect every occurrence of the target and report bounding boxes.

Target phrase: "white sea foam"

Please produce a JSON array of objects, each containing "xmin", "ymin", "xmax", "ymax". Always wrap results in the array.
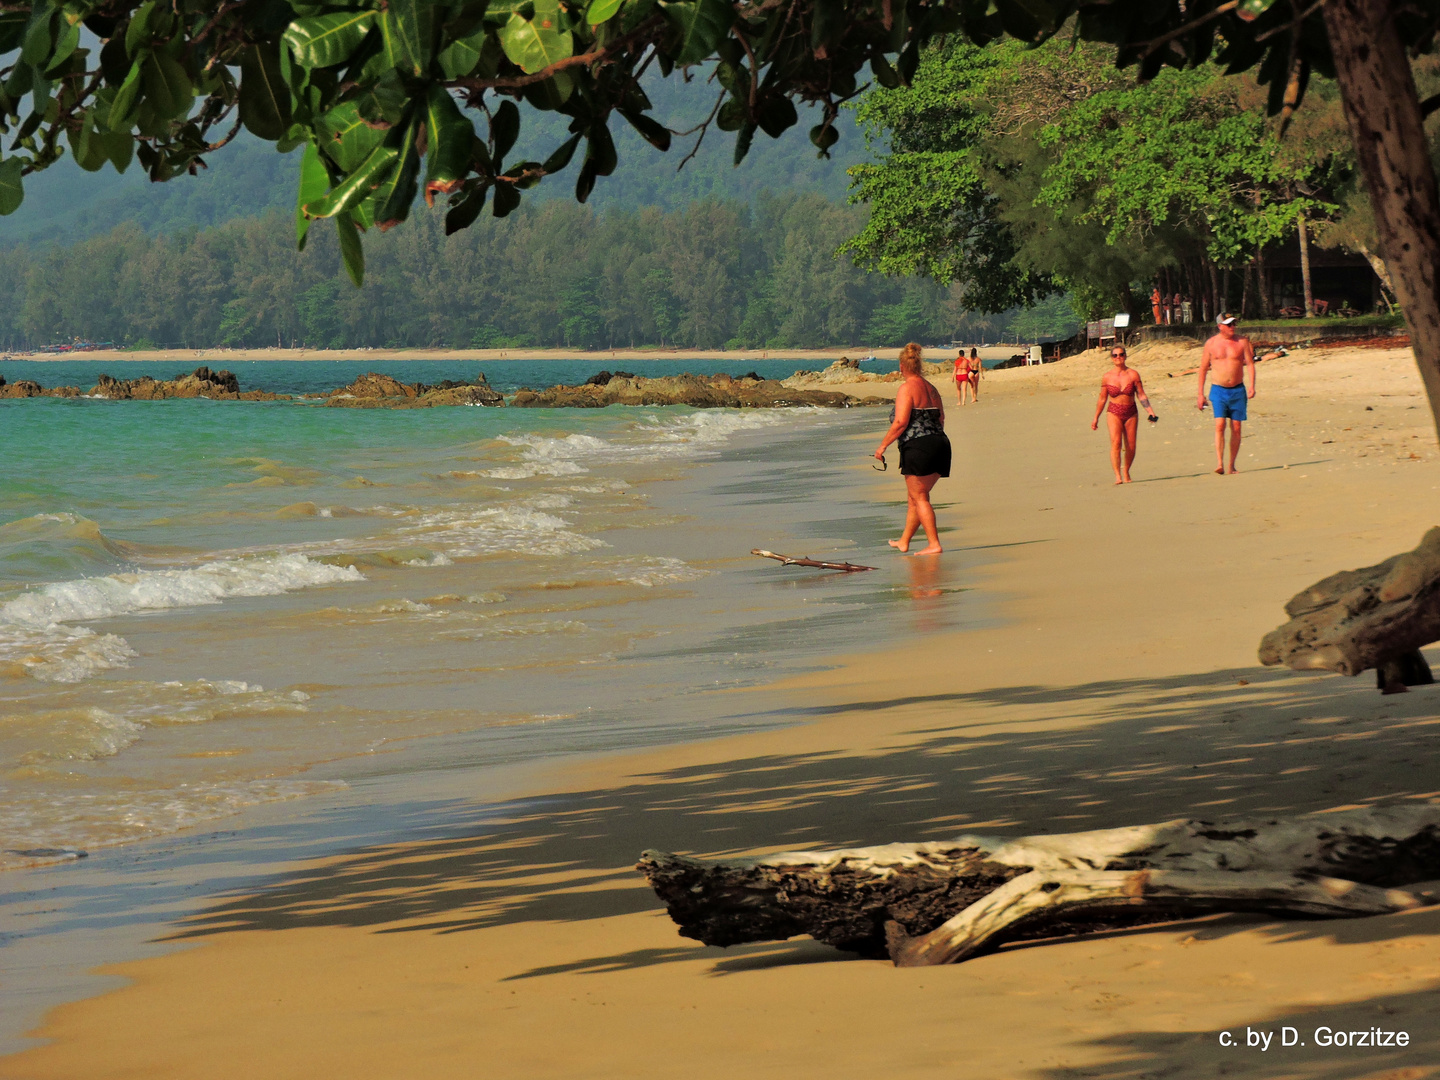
[
  {"xmin": 0, "ymin": 554, "xmax": 364, "ymax": 682},
  {"xmin": 393, "ymin": 506, "xmax": 606, "ymax": 558},
  {"xmin": 1, "ymin": 553, "xmax": 362, "ymax": 628},
  {"xmin": 612, "ymin": 556, "xmax": 710, "ymax": 588}
]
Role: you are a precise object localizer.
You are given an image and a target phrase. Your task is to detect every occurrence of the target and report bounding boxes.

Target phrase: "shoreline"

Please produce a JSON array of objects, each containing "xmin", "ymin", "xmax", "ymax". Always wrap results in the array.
[
  {"xmin": 9, "ymin": 342, "xmax": 1440, "ymax": 1078},
  {"xmin": 3, "ymin": 346, "xmax": 906, "ymax": 364}
]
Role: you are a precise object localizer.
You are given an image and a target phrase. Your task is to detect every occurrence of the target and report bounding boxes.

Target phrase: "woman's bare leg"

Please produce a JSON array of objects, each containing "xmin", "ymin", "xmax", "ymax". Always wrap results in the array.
[
  {"xmin": 907, "ymin": 474, "xmax": 942, "ymax": 555},
  {"xmin": 1122, "ymin": 414, "xmax": 1139, "ymax": 482},
  {"xmin": 1106, "ymin": 412, "xmax": 1125, "ymax": 484},
  {"xmin": 889, "ymin": 490, "xmax": 922, "ymax": 552}
]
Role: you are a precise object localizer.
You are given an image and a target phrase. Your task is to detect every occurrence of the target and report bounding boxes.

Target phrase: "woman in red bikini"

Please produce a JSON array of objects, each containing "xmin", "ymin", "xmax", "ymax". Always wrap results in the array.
[
  {"xmin": 953, "ymin": 349, "xmax": 975, "ymax": 405},
  {"xmin": 1090, "ymin": 346, "xmax": 1157, "ymax": 484}
]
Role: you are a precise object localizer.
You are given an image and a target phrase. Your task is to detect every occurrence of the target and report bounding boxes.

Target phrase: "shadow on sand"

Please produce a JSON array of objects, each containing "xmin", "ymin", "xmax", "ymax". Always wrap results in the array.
[{"xmin": 163, "ymin": 655, "xmax": 1440, "ymax": 981}]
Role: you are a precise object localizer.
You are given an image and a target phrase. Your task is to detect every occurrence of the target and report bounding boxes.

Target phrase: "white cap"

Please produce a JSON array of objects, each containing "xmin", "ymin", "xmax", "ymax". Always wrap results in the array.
[{"xmin": 1218, "ymin": 313, "xmax": 1237, "ymax": 325}]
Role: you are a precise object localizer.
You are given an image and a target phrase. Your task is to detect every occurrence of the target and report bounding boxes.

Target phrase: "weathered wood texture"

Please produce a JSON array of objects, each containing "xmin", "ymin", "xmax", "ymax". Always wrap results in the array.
[
  {"xmin": 637, "ymin": 807, "xmax": 1440, "ymax": 966},
  {"xmin": 1258, "ymin": 527, "xmax": 1440, "ymax": 691},
  {"xmin": 751, "ymin": 549, "xmax": 877, "ymax": 572}
]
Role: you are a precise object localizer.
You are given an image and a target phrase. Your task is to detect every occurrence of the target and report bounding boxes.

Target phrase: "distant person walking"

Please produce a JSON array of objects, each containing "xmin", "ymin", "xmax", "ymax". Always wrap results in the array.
[
  {"xmin": 1090, "ymin": 345, "xmax": 1157, "ymax": 484},
  {"xmin": 954, "ymin": 349, "xmax": 975, "ymax": 405},
  {"xmin": 1197, "ymin": 313, "xmax": 1256, "ymax": 474},
  {"xmin": 875, "ymin": 342, "xmax": 949, "ymax": 554},
  {"xmin": 968, "ymin": 347, "xmax": 981, "ymax": 401}
]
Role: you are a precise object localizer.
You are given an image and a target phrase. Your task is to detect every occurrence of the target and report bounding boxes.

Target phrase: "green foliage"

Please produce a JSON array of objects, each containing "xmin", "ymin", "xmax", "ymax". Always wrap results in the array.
[
  {"xmin": 848, "ymin": 35, "xmax": 1351, "ymax": 317},
  {"xmin": 2, "ymin": 1, "xmax": 1358, "ymax": 286},
  {"xmin": 0, "ymin": 193, "xmax": 1000, "ymax": 350}
]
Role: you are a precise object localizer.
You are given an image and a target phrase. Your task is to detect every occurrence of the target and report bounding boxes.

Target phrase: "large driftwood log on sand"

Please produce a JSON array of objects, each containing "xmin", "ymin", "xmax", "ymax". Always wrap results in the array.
[
  {"xmin": 636, "ymin": 806, "xmax": 1440, "ymax": 967},
  {"xmin": 1258, "ymin": 527, "xmax": 1440, "ymax": 693}
]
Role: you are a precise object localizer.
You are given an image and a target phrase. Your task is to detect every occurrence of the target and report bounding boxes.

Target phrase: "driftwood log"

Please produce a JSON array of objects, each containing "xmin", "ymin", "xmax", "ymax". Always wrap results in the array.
[
  {"xmin": 637, "ymin": 806, "xmax": 1440, "ymax": 967},
  {"xmin": 1258, "ymin": 527, "xmax": 1440, "ymax": 693},
  {"xmin": 751, "ymin": 549, "xmax": 876, "ymax": 572}
]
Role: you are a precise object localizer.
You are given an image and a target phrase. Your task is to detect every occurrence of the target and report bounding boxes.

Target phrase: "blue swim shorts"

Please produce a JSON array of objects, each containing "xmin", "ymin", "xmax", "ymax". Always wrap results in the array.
[{"xmin": 1210, "ymin": 383, "xmax": 1248, "ymax": 421}]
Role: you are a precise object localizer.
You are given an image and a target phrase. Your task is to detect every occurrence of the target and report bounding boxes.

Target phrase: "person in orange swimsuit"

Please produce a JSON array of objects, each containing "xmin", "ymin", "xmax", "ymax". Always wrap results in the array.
[{"xmin": 1090, "ymin": 345, "xmax": 1157, "ymax": 484}]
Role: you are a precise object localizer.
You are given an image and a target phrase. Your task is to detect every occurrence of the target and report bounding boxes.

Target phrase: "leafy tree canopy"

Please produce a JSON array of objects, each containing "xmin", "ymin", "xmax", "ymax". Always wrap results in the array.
[
  {"xmin": 0, "ymin": 0, "xmax": 1374, "ymax": 287},
  {"xmin": 845, "ymin": 35, "xmax": 1353, "ymax": 318}
]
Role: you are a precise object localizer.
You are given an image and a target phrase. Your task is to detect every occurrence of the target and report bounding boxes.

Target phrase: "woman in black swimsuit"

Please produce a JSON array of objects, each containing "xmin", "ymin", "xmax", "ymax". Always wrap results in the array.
[{"xmin": 874, "ymin": 342, "xmax": 949, "ymax": 554}]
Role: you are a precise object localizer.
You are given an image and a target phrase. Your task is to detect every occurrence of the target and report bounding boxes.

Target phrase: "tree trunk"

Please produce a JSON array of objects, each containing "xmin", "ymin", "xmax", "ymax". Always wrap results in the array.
[
  {"xmin": 637, "ymin": 806, "xmax": 1440, "ymax": 966},
  {"xmin": 1222, "ymin": 266, "xmax": 1231, "ymax": 314},
  {"xmin": 1240, "ymin": 260, "xmax": 1252, "ymax": 318},
  {"xmin": 1257, "ymin": 247, "xmax": 1273, "ymax": 317},
  {"xmin": 1299, "ymin": 212, "xmax": 1315, "ymax": 317},
  {"xmin": 1325, "ymin": 0, "xmax": 1440, "ymax": 438},
  {"xmin": 1360, "ymin": 244, "xmax": 1398, "ymax": 312}
]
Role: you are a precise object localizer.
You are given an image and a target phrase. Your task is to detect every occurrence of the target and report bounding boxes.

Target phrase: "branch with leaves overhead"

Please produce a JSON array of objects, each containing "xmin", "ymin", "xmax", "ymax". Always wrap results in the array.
[{"xmin": 0, "ymin": 0, "xmax": 1432, "ymax": 290}]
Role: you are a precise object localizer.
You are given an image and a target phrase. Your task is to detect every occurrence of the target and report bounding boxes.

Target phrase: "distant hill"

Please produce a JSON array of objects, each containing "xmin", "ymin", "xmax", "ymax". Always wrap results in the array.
[{"xmin": 0, "ymin": 74, "xmax": 868, "ymax": 244}]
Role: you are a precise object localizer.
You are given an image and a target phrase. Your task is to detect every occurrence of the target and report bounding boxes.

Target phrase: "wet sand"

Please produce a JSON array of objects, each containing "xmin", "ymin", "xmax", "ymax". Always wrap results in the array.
[{"xmin": 9, "ymin": 342, "xmax": 1440, "ymax": 1079}]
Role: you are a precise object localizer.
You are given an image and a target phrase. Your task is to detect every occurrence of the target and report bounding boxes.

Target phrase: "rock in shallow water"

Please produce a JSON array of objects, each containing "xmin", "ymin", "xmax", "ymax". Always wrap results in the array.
[{"xmin": 510, "ymin": 372, "xmax": 881, "ymax": 408}]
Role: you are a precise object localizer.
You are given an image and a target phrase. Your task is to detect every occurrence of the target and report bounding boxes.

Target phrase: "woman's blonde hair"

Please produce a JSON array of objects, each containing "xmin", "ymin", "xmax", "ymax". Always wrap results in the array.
[{"xmin": 898, "ymin": 342, "xmax": 924, "ymax": 376}]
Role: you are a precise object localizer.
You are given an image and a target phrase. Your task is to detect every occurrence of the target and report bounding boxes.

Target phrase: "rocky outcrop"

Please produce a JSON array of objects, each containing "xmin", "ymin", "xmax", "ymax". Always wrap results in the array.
[
  {"xmin": 783, "ymin": 358, "xmax": 904, "ymax": 388},
  {"xmin": 88, "ymin": 367, "xmax": 288, "ymax": 401},
  {"xmin": 0, "ymin": 378, "xmax": 81, "ymax": 398},
  {"xmin": 320, "ymin": 371, "xmax": 504, "ymax": 408},
  {"xmin": 510, "ymin": 372, "xmax": 880, "ymax": 408}
]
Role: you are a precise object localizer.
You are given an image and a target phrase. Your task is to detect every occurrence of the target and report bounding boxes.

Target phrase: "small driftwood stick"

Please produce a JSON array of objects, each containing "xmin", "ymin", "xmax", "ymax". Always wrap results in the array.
[
  {"xmin": 1259, "ymin": 527, "xmax": 1440, "ymax": 692},
  {"xmin": 637, "ymin": 806, "xmax": 1440, "ymax": 966},
  {"xmin": 752, "ymin": 549, "xmax": 876, "ymax": 572}
]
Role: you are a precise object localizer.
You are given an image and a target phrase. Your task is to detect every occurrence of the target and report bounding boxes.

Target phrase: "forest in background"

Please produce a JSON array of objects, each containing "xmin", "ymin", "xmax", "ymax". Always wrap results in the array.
[
  {"xmin": 0, "ymin": 191, "xmax": 1079, "ymax": 351},
  {"xmin": 0, "ymin": 65, "xmax": 1081, "ymax": 352}
]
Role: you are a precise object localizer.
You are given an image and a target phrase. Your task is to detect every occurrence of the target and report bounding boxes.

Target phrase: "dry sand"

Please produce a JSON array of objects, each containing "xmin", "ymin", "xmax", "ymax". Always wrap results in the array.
[{"xmin": 9, "ymin": 342, "xmax": 1440, "ymax": 1080}]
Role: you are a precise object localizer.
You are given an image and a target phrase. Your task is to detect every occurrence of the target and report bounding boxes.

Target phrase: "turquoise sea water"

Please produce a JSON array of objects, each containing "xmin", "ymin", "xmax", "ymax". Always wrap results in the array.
[
  {"xmin": 0, "ymin": 372, "xmax": 971, "ymax": 868},
  {"xmin": 0, "ymin": 356, "xmax": 898, "ymax": 396}
]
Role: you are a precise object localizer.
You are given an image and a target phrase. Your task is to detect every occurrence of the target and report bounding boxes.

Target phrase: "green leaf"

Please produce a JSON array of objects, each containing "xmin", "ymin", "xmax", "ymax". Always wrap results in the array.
[
  {"xmin": 490, "ymin": 99, "xmax": 519, "ymax": 163},
  {"xmin": 102, "ymin": 131, "xmax": 134, "ymax": 173},
  {"xmin": 870, "ymin": 51, "xmax": 900, "ymax": 89},
  {"xmin": 445, "ymin": 183, "xmax": 489, "ymax": 234},
  {"xmin": 619, "ymin": 108, "xmax": 670, "ymax": 151},
  {"xmin": 0, "ymin": 12, "xmax": 28, "ymax": 54},
  {"xmin": 542, "ymin": 132, "xmax": 581, "ymax": 172},
  {"xmin": 372, "ymin": 121, "xmax": 421, "ymax": 224},
  {"xmin": 492, "ymin": 180, "xmax": 520, "ymax": 217},
  {"xmin": 124, "ymin": 1, "xmax": 157, "ymax": 57},
  {"xmin": 586, "ymin": 0, "xmax": 625, "ymax": 25},
  {"xmin": 283, "ymin": 11, "xmax": 376, "ymax": 69},
  {"xmin": 423, "ymin": 86, "xmax": 474, "ymax": 202},
  {"xmin": 108, "ymin": 58, "xmax": 143, "ymax": 131},
  {"xmin": 659, "ymin": 0, "xmax": 729, "ymax": 66},
  {"xmin": 303, "ymin": 140, "xmax": 400, "ymax": 218},
  {"xmin": 522, "ymin": 70, "xmax": 574, "ymax": 109},
  {"xmin": 45, "ymin": 18, "xmax": 80, "ymax": 75},
  {"xmin": 141, "ymin": 51, "xmax": 193, "ymax": 119},
  {"xmin": 381, "ymin": 0, "xmax": 436, "ymax": 77},
  {"xmin": 336, "ymin": 209, "xmax": 365, "ymax": 286},
  {"xmin": 0, "ymin": 156, "xmax": 24, "ymax": 216},
  {"xmin": 352, "ymin": 68, "xmax": 409, "ymax": 127},
  {"xmin": 498, "ymin": 8, "xmax": 574, "ymax": 74},
  {"xmin": 239, "ymin": 42, "xmax": 292, "ymax": 140},
  {"xmin": 296, "ymin": 140, "xmax": 329, "ymax": 247},
  {"xmin": 20, "ymin": 6, "xmax": 54, "ymax": 66},
  {"xmin": 315, "ymin": 100, "xmax": 387, "ymax": 171},
  {"xmin": 438, "ymin": 30, "xmax": 487, "ymax": 79},
  {"xmin": 756, "ymin": 95, "xmax": 796, "ymax": 139}
]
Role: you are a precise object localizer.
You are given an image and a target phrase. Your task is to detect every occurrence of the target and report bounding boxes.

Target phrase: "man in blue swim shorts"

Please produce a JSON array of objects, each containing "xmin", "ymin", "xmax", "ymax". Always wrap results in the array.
[{"xmin": 1196, "ymin": 314, "xmax": 1256, "ymax": 474}]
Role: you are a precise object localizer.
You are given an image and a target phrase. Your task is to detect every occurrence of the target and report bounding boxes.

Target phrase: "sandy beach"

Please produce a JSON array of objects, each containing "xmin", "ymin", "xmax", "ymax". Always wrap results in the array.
[{"xmin": 8, "ymin": 341, "xmax": 1440, "ymax": 1079}]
